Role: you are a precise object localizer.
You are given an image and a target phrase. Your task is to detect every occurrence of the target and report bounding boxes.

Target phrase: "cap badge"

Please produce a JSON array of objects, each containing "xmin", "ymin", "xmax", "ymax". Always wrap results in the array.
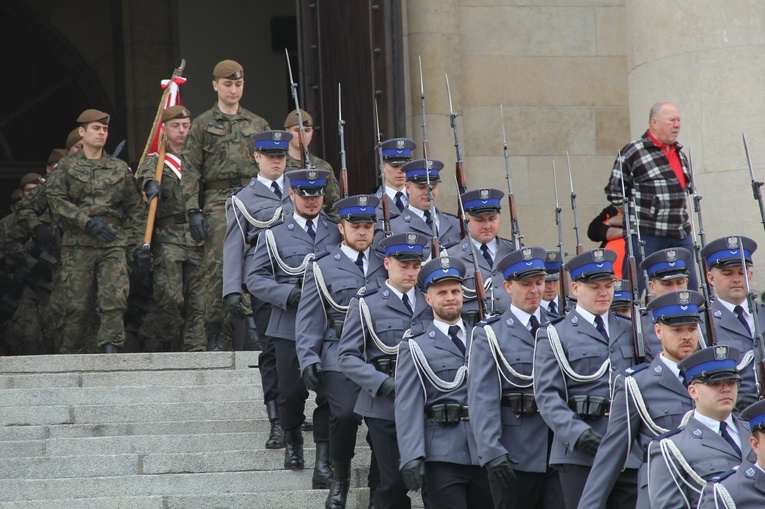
[
  {"xmin": 396, "ymin": 139, "xmax": 405, "ymax": 149},
  {"xmin": 358, "ymin": 196, "xmax": 368, "ymax": 206},
  {"xmin": 614, "ymin": 280, "xmax": 623, "ymax": 291},
  {"xmin": 480, "ymin": 189, "xmax": 490, "ymax": 200},
  {"xmin": 234, "ymin": 70, "xmax": 242, "ymax": 79},
  {"xmin": 273, "ymin": 131, "xmax": 283, "ymax": 141},
  {"xmin": 406, "ymin": 233, "xmax": 417, "ymax": 245},
  {"xmin": 714, "ymin": 345, "xmax": 728, "ymax": 360},
  {"xmin": 727, "ymin": 237, "xmax": 739, "ymax": 249},
  {"xmin": 546, "ymin": 251, "xmax": 558, "ymax": 262},
  {"xmin": 307, "ymin": 170, "xmax": 318, "ymax": 180},
  {"xmin": 593, "ymin": 249, "xmax": 605, "ymax": 262},
  {"xmin": 440, "ymin": 257, "xmax": 451, "ymax": 269},
  {"xmin": 522, "ymin": 248, "xmax": 533, "ymax": 260},
  {"xmin": 666, "ymin": 249, "xmax": 677, "ymax": 262},
  {"xmin": 426, "ymin": 159, "xmax": 433, "ymax": 169},
  {"xmin": 678, "ymin": 291, "xmax": 690, "ymax": 305}
]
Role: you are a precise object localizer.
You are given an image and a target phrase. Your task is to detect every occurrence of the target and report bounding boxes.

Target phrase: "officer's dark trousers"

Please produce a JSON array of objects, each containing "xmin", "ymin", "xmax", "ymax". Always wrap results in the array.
[
  {"xmin": 488, "ymin": 468, "xmax": 564, "ymax": 509},
  {"xmin": 366, "ymin": 417, "xmax": 410, "ymax": 509},
  {"xmin": 273, "ymin": 337, "xmax": 329, "ymax": 441},
  {"xmin": 424, "ymin": 462, "xmax": 492, "ymax": 509},
  {"xmin": 251, "ymin": 297, "xmax": 279, "ymax": 403},
  {"xmin": 557, "ymin": 464, "xmax": 636, "ymax": 509},
  {"xmin": 318, "ymin": 370, "xmax": 362, "ymax": 460}
]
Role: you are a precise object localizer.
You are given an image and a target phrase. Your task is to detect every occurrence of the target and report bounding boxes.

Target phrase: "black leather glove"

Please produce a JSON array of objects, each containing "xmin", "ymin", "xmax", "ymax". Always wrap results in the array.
[
  {"xmin": 401, "ymin": 458, "xmax": 425, "ymax": 491},
  {"xmin": 144, "ymin": 179, "xmax": 161, "ymax": 203},
  {"xmin": 132, "ymin": 248, "xmax": 152, "ymax": 283},
  {"xmin": 226, "ymin": 293, "xmax": 245, "ymax": 320},
  {"xmin": 485, "ymin": 454, "xmax": 518, "ymax": 487},
  {"xmin": 575, "ymin": 429, "xmax": 603, "ymax": 456},
  {"xmin": 302, "ymin": 362, "xmax": 323, "ymax": 391},
  {"xmin": 378, "ymin": 377, "xmax": 396, "ymax": 398},
  {"xmin": 188, "ymin": 209, "xmax": 205, "ymax": 243},
  {"xmin": 287, "ymin": 288, "xmax": 302, "ymax": 307},
  {"xmin": 32, "ymin": 224, "xmax": 59, "ymax": 254},
  {"xmin": 30, "ymin": 261, "xmax": 52, "ymax": 282},
  {"xmin": 85, "ymin": 216, "xmax": 117, "ymax": 243}
]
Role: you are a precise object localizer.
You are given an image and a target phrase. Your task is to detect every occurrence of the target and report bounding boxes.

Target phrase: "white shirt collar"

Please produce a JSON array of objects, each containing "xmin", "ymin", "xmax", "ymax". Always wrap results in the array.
[
  {"xmin": 340, "ymin": 244, "xmax": 370, "ymax": 273},
  {"xmin": 575, "ymin": 305, "xmax": 610, "ymax": 337},
  {"xmin": 386, "ymin": 281, "xmax": 416, "ymax": 309},
  {"xmin": 659, "ymin": 353, "xmax": 683, "ymax": 381},
  {"xmin": 385, "ymin": 185, "xmax": 407, "ymax": 203},
  {"xmin": 408, "ymin": 205, "xmax": 440, "ymax": 228},
  {"xmin": 257, "ymin": 174, "xmax": 285, "ymax": 191},
  {"xmin": 471, "ymin": 237, "xmax": 498, "ymax": 257},
  {"xmin": 693, "ymin": 411, "xmax": 740, "ymax": 444},
  {"xmin": 432, "ymin": 319, "xmax": 466, "ymax": 346},
  {"xmin": 292, "ymin": 213, "xmax": 309, "ymax": 231},
  {"xmin": 510, "ymin": 304, "xmax": 541, "ymax": 330}
]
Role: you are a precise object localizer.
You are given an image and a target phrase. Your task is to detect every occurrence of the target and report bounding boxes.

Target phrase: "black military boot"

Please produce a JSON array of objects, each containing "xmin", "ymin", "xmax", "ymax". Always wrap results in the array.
[
  {"xmin": 284, "ymin": 428, "xmax": 304, "ymax": 470},
  {"xmin": 101, "ymin": 343, "xmax": 119, "ymax": 354},
  {"xmin": 245, "ymin": 316, "xmax": 261, "ymax": 351},
  {"xmin": 325, "ymin": 460, "xmax": 352, "ymax": 509},
  {"xmin": 265, "ymin": 400, "xmax": 285, "ymax": 449},
  {"xmin": 312, "ymin": 441, "xmax": 334, "ymax": 489},
  {"xmin": 206, "ymin": 323, "xmax": 225, "ymax": 351}
]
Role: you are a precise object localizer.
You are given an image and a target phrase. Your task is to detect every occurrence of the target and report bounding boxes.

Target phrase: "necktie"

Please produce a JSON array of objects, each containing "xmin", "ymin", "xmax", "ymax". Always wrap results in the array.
[
  {"xmin": 548, "ymin": 300, "xmax": 558, "ymax": 315},
  {"xmin": 719, "ymin": 421, "xmax": 742, "ymax": 458},
  {"xmin": 424, "ymin": 210, "xmax": 433, "ymax": 229},
  {"xmin": 594, "ymin": 315, "xmax": 609, "ymax": 342},
  {"xmin": 480, "ymin": 243, "xmax": 494, "ymax": 267},
  {"xmin": 734, "ymin": 305, "xmax": 752, "ymax": 337},
  {"xmin": 306, "ymin": 219, "xmax": 316, "ymax": 240},
  {"xmin": 402, "ymin": 293, "xmax": 413, "ymax": 315},
  {"xmin": 355, "ymin": 252, "xmax": 365, "ymax": 274},
  {"xmin": 448, "ymin": 325, "xmax": 466, "ymax": 356},
  {"xmin": 529, "ymin": 314, "xmax": 541, "ymax": 338},
  {"xmin": 395, "ymin": 191, "xmax": 405, "ymax": 211},
  {"xmin": 271, "ymin": 181, "xmax": 282, "ymax": 199}
]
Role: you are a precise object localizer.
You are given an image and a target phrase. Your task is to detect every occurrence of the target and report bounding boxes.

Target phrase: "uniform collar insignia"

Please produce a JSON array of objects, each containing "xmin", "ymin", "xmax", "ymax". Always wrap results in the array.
[
  {"xmin": 571, "ymin": 316, "xmax": 579, "ymax": 325},
  {"xmin": 429, "ymin": 330, "xmax": 436, "ymax": 338},
  {"xmin": 382, "ymin": 289, "xmax": 390, "ymax": 297},
  {"xmin": 334, "ymin": 253, "xmax": 341, "ymax": 260},
  {"xmin": 655, "ymin": 365, "xmax": 663, "ymax": 373},
  {"xmin": 745, "ymin": 467, "xmax": 756, "ymax": 478},
  {"xmin": 693, "ymin": 428, "xmax": 703, "ymax": 437},
  {"xmin": 506, "ymin": 318, "xmax": 514, "ymax": 327},
  {"xmin": 714, "ymin": 310, "xmax": 723, "ymax": 318},
  {"xmin": 287, "ymin": 223, "xmax": 295, "ymax": 230}
]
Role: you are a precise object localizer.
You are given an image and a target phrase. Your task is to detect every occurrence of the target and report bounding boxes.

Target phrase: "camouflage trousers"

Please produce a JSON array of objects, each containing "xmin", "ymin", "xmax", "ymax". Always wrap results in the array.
[
  {"xmin": 59, "ymin": 245, "xmax": 129, "ymax": 353},
  {"xmin": 139, "ymin": 242, "xmax": 206, "ymax": 352},
  {"xmin": 6, "ymin": 283, "xmax": 56, "ymax": 355},
  {"xmin": 202, "ymin": 193, "xmax": 231, "ymax": 332}
]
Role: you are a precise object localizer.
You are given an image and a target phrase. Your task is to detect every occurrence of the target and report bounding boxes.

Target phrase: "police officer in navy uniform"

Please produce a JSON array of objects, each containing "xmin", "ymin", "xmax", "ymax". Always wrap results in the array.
[
  {"xmin": 449, "ymin": 188, "xmax": 514, "ymax": 323},
  {"xmin": 539, "ymin": 250, "xmax": 563, "ymax": 318},
  {"xmin": 390, "ymin": 159, "xmax": 461, "ymax": 249},
  {"xmin": 702, "ymin": 236, "xmax": 764, "ymax": 412},
  {"xmin": 698, "ymin": 399, "xmax": 765, "ymax": 508},
  {"xmin": 338, "ymin": 232, "xmax": 434, "ymax": 509},
  {"xmin": 639, "ymin": 247, "xmax": 694, "ymax": 359},
  {"xmin": 375, "ymin": 138, "xmax": 416, "ymax": 216},
  {"xmin": 245, "ymin": 169, "xmax": 340, "ymax": 473},
  {"xmin": 647, "ymin": 345, "xmax": 756, "ymax": 508},
  {"xmin": 534, "ymin": 249, "xmax": 638, "ymax": 509},
  {"xmin": 468, "ymin": 247, "xmax": 563, "ymax": 509},
  {"xmin": 295, "ymin": 194, "xmax": 387, "ymax": 508},
  {"xmin": 578, "ymin": 290, "xmax": 703, "ymax": 509},
  {"xmin": 223, "ymin": 130, "xmax": 295, "ymax": 449},
  {"xmin": 395, "ymin": 253, "xmax": 492, "ymax": 509}
]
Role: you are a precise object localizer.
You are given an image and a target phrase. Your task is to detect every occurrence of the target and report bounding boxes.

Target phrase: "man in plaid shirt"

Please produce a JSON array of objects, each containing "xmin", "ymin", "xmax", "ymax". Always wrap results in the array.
[{"xmin": 605, "ymin": 102, "xmax": 698, "ymax": 294}]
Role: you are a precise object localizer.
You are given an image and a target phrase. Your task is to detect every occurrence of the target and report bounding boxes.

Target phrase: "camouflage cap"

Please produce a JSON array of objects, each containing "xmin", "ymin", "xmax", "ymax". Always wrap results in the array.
[
  {"xmin": 161, "ymin": 105, "xmax": 192, "ymax": 122},
  {"xmin": 19, "ymin": 172, "xmax": 42, "ymax": 188},
  {"xmin": 65, "ymin": 128, "xmax": 83, "ymax": 150},
  {"xmin": 213, "ymin": 60, "xmax": 244, "ymax": 80},
  {"xmin": 284, "ymin": 109, "xmax": 313, "ymax": 129},
  {"xmin": 76, "ymin": 109, "xmax": 110, "ymax": 124},
  {"xmin": 47, "ymin": 148, "xmax": 67, "ymax": 166}
]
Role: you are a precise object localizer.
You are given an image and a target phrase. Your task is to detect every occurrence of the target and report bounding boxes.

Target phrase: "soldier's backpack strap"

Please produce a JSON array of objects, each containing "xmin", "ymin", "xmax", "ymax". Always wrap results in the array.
[
  {"xmin": 408, "ymin": 334, "xmax": 468, "ymax": 394},
  {"xmin": 481, "ymin": 318, "xmax": 533, "ymax": 388}
]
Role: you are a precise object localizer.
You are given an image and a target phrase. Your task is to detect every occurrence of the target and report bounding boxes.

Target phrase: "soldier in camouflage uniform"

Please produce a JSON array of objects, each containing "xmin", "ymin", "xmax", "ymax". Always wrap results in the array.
[
  {"xmin": 284, "ymin": 109, "xmax": 340, "ymax": 221},
  {"xmin": 0, "ymin": 189, "xmax": 27, "ymax": 354},
  {"xmin": 181, "ymin": 60, "xmax": 269, "ymax": 351},
  {"xmin": 134, "ymin": 105, "xmax": 205, "ymax": 352},
  {"xmin": 46, "ymin": 109, "xmax": 145, "ymax": 354}
]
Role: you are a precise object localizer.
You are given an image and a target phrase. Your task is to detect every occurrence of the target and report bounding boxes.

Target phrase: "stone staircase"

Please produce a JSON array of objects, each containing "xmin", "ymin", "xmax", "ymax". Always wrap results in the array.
[{"xmin": 0, "ymin": 352, "xmax": 419, "ymax": 508}]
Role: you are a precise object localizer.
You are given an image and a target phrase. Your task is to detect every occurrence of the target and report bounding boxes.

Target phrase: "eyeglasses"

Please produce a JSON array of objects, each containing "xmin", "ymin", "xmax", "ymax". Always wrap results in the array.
[{"xmin": 694, "ymin": 379, "xmax": 741, "ymax": 388}]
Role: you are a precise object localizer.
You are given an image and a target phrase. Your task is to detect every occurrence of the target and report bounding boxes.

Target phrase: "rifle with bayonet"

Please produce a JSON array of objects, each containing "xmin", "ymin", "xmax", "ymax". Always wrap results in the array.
[
  {"xmin": 631, "ymin": 198, "xmax": 651, "ymax": 303},
  {"xmin": 738, "ymin": 236, "xmax": 765, "ymax": 399},
  {"xmin": 552, "ymin": 161, "xmax": 568, "ymax": 314},
  {"xmin": 418, "ymin": 56, "xmax": 439, "ymax": 258},
  {"xmin": 618, "ymin": 152, "xmax": 646, "ymax": 362},
  {"xmin": 500, "ymin": 105, "xmax": 522, "ymax": 251},
  {"xmin": 374, "ymin": 100, "xmax": 392, "ymax": 237},
  {"xmin": 743, "ymin": 132, "xmax": 765, "ymax": 234},
  {"xmin": 456, "ymin": 178, "xmax": 487, "ymax": 321},
  {"xmin": 446, "ymin": 74, "xmax": 468, "ymax": 239},
  {"xmin": 419, "ymin": 56, "xmax": 430, "ymax": 160},
  {"xmin": 338, "ymin": 84, "xmax": 348, "ymax": 197},
  {"xmin": 566, "ymin": 152, "xmax": 583, "ymax": 255},
  {"xmin": 285, "ymin": 49, "xmax": 313, "ymax": 169},
  {"xmin": 686, "ymin": 151, "xmax": 717, "ymax": 345}
]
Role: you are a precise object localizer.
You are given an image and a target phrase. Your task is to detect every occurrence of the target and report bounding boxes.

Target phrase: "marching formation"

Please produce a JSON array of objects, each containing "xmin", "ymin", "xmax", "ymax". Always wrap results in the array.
[{"xmin": 2, "ymin": 56, "xmax": 765, "ymax": 509}]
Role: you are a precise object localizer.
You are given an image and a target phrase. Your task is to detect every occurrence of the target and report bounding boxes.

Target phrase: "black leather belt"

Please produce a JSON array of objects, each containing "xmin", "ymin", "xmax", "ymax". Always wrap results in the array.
[
  {"xmin": 205, "ymin": 177, "xmax": 246, "ymax": 190},
  {"xmin": 155, "ymin": 213, "xmax": 188, "ymax": 227},
  {"xmin": 425, "ymin": 404, "xmax": 469, "ymax": 425}
]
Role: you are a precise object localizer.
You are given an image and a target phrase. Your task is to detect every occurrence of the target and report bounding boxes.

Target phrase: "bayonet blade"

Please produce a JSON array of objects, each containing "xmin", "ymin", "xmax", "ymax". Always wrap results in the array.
[
  {"xmin": 445, "ymin": 73, "xmax": 455, "ymax": 116},
  {"xmin": 285, "ymin": 48, "xmax": 295, "ymax": 86}
]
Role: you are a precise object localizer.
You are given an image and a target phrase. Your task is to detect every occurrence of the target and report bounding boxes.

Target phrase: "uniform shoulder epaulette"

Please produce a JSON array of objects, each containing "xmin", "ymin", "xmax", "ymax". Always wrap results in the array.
[
  {"xmin": 407, "ymin": 328, "xmax": 427, "ymax": 341},
  {"xmin": 623, "ymin": 362, "xmax": 648, "ymax": 377},
  {"xmin": 314, "ymin": 251, "xmax": 331, "ymax": 261},
  {"xmin": 614, "ymin": 312, "xmax": 632, "ymax": 321},
  {"xmin": 710, "ymin": 468, "xmax": 738, "ymax": 483},
  {"xmin": 550, "ymin": 315, "xmax": 567, "ymax": 325},
  {"xmin": 441, "ymin": 241, "xmax": 458, "ymax": 250},
  {"xmin": 266, "ymin": 219, "xmax": 285, "ymax": 230},
  {"xmin": 656, "ymin": 426, "xmax": 683, "ymax": 440},
  {"xmin": 357, "ymin": 287, "xmax": 377, "ymax": 297},
  {"xmin": 480, "ymin": 315, "xmax": 501, "ymax": 326}
]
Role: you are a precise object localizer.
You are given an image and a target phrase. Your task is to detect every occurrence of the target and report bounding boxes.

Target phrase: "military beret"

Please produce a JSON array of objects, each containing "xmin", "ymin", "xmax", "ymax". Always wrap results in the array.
[
  {"xmin": 461, "ymin": 188, "xmax": 504, "ymax": 215},
  {"xmin": 701, "ymin": 236, "xmax": 757, "ymax": 269},
  {"xmin": 251, "ymin": 130, "xmax": 292, "ymax": 155},
  {"xmin": 284, "ymin": 109, "xmax": 313, "ymax": 129},
  {"xmin": 379, "ymin": 232, "xmax": 430, "ymax": 261},
  {"xmin": 678, "ymin": 345, "xmax": 742, "ymax": 384},
  {"xmin": 10, "ymin": 189, "xmax": 23, "ymax": 204},
  {"xmin": 564, "ymin": 249, "xmax": 617, "ymax": 282},
  {"xmin": 47, "ymin": 148, "xmax": 67, "ymax": 166},
  {"xmin": 161, "ymin": 105, "xmax": 192, "ymax": 122},
  {"xmin": 640, "ymin": 248, "xmax": 691, "ymax": 280},
  {"xmin": 418, "ymin": 253, "xmax": 466, "ymax": 290},
  {"xmin": 646, "ymin": 290, "xmax": 704, "ymax": 325},
  {"xmin": 545, "ymin": 250, "xmax": 562, "ymax": 281},
  {"xmin": 381, "ymin": 138, "xmax": 416, "ymax": 163},
  {"xmin": 611, "ymin": 279, "xmax": 631, "ymax": 308},
  {"xmin": 213, "ymin": 60, "xmax": 243, "ymax": 80},
  {"xmin": 65, "ymin": 128, "xmax": 83, "ymax": 150},
  {"xmin": 496, "ymin": 246, "xmax": 547, "ymax": 281},
  {"xmin": 333, "ymin": 195, "xmax": 380, "ymax": 223},
  {"xmin": 286, "ymin": 169, "xmax": 330, "ymax": 197},
  {"xmin": 77, "ymin": 109, "xmax": 110, "ymax": 125},
  {"xmin": 402, "ymin": 158, "xmax": 444, "ymax": 183},
  {"xmin": 19, "ymin": 173, "xmax": 42, "ymax": 189},
  {"xmin": 740, "ymin": 399, "xmax": 765, "ymax": 431}
]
